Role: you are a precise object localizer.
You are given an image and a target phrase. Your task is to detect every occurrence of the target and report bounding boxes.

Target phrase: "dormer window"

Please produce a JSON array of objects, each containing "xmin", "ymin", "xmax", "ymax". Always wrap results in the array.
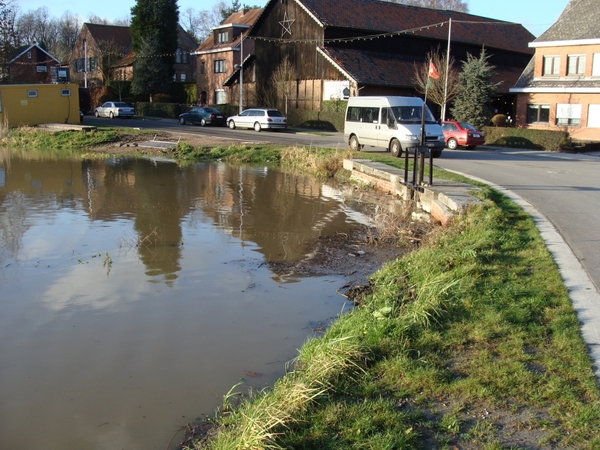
[
  {"xmin": 567, "ymin": 54, "xmax": 585, "ymax": 76},
  {"xmin": 218, "ymin": 31, "xmax": 229, "ymax": 43},
  {"xmin": 543, "ymin": 55, "xmax": 560, "ymax": 76}
]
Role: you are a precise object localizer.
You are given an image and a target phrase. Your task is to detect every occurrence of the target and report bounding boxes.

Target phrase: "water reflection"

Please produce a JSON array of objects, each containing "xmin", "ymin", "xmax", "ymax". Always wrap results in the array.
[{"xmin": 0, "ymin": 149, "xmax": 371, "ymax": 450}]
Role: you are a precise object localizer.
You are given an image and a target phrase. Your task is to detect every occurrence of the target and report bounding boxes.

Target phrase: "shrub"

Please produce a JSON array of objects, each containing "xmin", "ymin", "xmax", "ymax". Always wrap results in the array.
[
  {"xmin": 490, "ymin": 114, "xmax": 507, "ymax": 127},
  {"xmin": 483, "ymin": 126, "xmax": 569, "ymax": 151}
]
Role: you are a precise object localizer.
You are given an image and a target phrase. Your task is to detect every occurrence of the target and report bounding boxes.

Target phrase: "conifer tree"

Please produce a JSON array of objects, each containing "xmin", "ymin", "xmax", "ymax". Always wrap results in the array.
[
  {"xmin": 130, "ymin": 0, "xmax": 179, "ymax": 100},
  {"xmin": 450, "ymin": 48, "xmax": 499, "ymax": 129}
]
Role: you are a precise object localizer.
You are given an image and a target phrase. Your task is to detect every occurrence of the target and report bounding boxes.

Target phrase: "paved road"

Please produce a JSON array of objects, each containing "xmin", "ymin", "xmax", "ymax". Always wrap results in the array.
[
  {"xmin": 84, "ymin": 115, "xmax": 346, "ymax": 149},
  {"xmin": 435, "ymin": 147, "xmax": 600, "ymax": 292}
]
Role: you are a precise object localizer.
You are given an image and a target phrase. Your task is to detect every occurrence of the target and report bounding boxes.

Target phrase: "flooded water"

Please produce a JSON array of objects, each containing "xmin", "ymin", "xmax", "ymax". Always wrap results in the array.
[{"xmin": 0, "ymin": 149, "xmax": 376, "ymax": 450}]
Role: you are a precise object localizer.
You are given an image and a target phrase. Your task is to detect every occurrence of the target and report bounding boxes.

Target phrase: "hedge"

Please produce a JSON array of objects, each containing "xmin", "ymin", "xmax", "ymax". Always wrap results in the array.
[{"xmin": 483, "ymin": 126, "xmax": 570, "ymax": 151}]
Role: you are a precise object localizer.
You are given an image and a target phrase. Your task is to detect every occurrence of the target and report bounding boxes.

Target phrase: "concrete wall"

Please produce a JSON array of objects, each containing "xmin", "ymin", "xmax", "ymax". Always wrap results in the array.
[{"xmin": 0, "ymin": 83, "xmax": 81, "ymax": 127}]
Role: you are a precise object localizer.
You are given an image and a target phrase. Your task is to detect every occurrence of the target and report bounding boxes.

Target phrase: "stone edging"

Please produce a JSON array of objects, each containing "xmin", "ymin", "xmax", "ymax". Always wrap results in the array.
[{"xmin": 343, "ymin": 158, "xmax": 481, "ymax": 226}]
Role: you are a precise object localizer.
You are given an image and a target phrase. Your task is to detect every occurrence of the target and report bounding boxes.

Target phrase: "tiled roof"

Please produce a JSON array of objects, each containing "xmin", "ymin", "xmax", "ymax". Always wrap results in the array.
[
  {"xmin": 85, "ymin": 23, "xmax": 132, "ymax": 50},
  {"xmin": 535, "ymin": 0, "xmax": 600, "ymax": 42},
  {"xmin": 292, "ymin": 0, "xmax": 534, "ymax": 54},
  {"xmin": 320, "ymin": 47, "xmax": 524, "ymax": 94}
]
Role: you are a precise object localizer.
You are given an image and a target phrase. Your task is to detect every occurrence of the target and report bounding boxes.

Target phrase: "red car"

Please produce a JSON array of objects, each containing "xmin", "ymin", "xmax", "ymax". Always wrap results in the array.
[{"xmin": 442, "ymin": 120, "xmax": 485, "ymax": 150}]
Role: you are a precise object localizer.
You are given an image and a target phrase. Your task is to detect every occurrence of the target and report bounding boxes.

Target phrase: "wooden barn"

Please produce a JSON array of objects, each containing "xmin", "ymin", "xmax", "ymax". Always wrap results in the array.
[{"xmin": 230, "ymin": 0, "xmax": 535, "ymax": 117}]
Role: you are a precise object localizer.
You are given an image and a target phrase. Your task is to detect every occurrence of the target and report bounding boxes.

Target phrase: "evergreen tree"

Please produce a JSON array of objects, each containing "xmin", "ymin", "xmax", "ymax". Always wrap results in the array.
[
  {"xmin": 130, "ymin": 0, "xmax": 179, "ymax": 100},
  {"xmin": 450, "ymin": 48, "xmax": 499, "ymax": 129},
  {"xmin": 130, "ymin": 32, "xmax": 172, "ymax": 102}
]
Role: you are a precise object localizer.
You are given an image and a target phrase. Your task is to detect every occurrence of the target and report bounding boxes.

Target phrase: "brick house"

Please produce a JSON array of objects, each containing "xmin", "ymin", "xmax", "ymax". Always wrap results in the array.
[
  {"xmin": 192, "ymin": 8, "xmax": 263, "ymax": 106},
  {"xmin": 229, "ymin": 0, "xmax": 534, "ymax": 115},
  {"xmin": 7, "ymin": 43, "xmax": 60, "ymax": 84},
  {"xmin": 71, "ymin": 23, "xmax": 132, "ymax": 88},
  {"xmin": 70, "ymin": 23, "xmax": 197, "ymax": 88},
  {"xmin": 511, "ymin": 0, "xmax": 600, "ymax": 142}
]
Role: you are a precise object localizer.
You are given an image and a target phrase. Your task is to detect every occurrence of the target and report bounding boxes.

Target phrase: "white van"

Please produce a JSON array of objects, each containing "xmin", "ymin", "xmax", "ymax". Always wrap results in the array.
[{"xmin": 343, "ymin": 96, "xmax": 445, "ymax": 158}]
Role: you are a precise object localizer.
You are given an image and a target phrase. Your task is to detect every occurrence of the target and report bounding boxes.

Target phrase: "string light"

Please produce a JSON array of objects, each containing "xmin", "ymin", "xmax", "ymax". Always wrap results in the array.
[{"xmin": 9, "ymin": 19, "xmax": 521, "ymax": 65}]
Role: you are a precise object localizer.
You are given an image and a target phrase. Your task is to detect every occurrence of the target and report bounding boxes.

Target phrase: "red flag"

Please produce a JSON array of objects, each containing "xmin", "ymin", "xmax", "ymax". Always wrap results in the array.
[{"xmin": 428, "ymin": 61, "xmax": 440, "ymax": 79}]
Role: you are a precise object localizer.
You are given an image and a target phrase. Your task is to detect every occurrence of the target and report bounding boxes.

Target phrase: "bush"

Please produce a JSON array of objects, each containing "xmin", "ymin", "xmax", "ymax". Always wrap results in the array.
[
  {"xmin": 483, "ymin": 126, "xmax": 569, "ymax": 151},
  {"xmin": 135, "ymin": 102, "xmax": 183, "ymax": 118},
  {"xmin": 490, "ymin": 114, "xmax": 507, "ymax": 127}
]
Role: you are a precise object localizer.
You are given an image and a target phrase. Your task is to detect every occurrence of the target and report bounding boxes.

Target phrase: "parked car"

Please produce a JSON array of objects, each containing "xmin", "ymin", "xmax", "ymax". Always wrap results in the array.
[
  {"xmin": 441, "ymin": 120, "xmax": 485, "ymax": 150},
  {"xmin": 94, "ymin": 101, "xmax": 135, "ymax": 119},
  {"xmin": 178, "ymin": 106, "xmax": 226, "ymax": 126},
  {"xmin": 227, "ymin": 108, "xmax": 287, "ymax": 132}
]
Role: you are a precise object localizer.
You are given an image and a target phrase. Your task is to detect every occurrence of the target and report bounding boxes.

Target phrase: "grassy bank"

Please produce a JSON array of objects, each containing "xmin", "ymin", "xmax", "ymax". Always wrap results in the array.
[
  {"xmin": 180, "ymin": 177, "xmax": 600, "ymax": 447},
  {"xmin": 3, "ymin": 128, "xmax": 599, "ymax": 448}
]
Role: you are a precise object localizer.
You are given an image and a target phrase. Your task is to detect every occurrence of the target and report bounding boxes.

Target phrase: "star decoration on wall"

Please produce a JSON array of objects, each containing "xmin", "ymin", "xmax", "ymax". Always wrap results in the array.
[{"xmin": 279, "ymin": 11, "xmax": 295, "ymax": 37}]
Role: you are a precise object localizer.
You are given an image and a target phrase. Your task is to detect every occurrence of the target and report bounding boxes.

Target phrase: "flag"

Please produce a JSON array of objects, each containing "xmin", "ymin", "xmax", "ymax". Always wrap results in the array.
[{"xmin": 428, "ymin": 61, "xmax": 440, "ymax": 79}]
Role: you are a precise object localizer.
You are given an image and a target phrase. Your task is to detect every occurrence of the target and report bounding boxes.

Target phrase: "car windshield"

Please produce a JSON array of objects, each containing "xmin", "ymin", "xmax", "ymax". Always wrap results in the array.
[
  {"xmin": 459, "ymin": 122, "xmax": 477, "ymax": 130},
  {"xmin": 267, "ymin": 110, "xmax": 284, "ymax": 117},
  {"xmin": 391, "ymin": 106, "xmax": 436, "ymax": 124}
]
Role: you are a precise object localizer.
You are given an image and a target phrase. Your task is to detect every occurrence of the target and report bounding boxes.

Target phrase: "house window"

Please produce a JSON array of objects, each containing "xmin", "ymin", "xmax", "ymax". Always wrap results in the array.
[
  {"xmin": 214, "ymin": 60, "xmax": 225, "ymax": 73},
  {"xmin": 215, "ymin": 89, "xmax": 226, "ymax": 104},
  {"xmin": 180, "ymin": 73, "xmax": 187, "ymax": 82},
  {"xmin": 543, "ymin": 55, "xmax": 560, "ymax": 76},
  {"xmin": 218, "ymin": 31, "xmax": 228, "ymax": 43},
  {"xmin": 27, "ymin": 52, "xmax": 31, "ymax": 59},
  {"xmin": 176, "ymin": 49, "xmax": 181, "ymax": 63},
  {"xmin": 183, "ymin": 52, "xmax": 188, "ymax": 64},
  {"xmin": 61, "ymin": 89, "xmax": 71, "ymax": 96},
  {"xmin": 200, "ymin": 61, "xmax": 206, "ymax": 74},
  {"xmin": 526, "ymin": 104, "xmax": 550, "ymax": 124},
  {"xmin": 556, "ymin": 103, "xmax": 581, "ymax": 126},
  {"xmin": 592, "ymin": 53, "xmax": 600, "ymax": 77},
  {"xmin": 567, "ymin": 54, "xmax": 585, "ymax": 76},
  {"xmin": 588, "ymin": 104, "xmax": 600, "ymax": 128}
]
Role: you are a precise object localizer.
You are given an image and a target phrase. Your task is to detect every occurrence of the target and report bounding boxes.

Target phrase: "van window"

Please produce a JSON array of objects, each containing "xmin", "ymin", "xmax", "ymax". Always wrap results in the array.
[
  {"xmin": 391, "ymin": 106, "xmax": 436, "ymax": 124},
  {"xmin": 381, "ymin": 107, "xmax": 396, "ymax": 128},
  {"xmin": 346, "ymin": 106, "xmax": 380, "ymax": 123}
]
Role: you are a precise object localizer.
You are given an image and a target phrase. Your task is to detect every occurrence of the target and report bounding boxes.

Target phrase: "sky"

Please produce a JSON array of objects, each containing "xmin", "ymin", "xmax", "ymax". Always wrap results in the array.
[{"xmin": 17, "ymin": 0, "xmax": 567, "ymax": 38}]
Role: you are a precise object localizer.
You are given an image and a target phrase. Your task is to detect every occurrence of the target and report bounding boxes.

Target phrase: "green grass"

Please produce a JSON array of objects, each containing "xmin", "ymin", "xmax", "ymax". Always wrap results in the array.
[
  {"xmin": 0, "ymin": 126, "xmax": 150, "ymax": 151},
  {"xmin": 184, "ymin": 185, "xmax": 600, "ymax": 449}
]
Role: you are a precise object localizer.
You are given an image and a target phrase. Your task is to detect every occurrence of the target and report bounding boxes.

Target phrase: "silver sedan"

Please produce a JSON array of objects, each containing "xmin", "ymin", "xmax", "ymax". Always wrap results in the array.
[{"xmin": 94, "ymin": 101, "xmax": 135, "ymax": 119}]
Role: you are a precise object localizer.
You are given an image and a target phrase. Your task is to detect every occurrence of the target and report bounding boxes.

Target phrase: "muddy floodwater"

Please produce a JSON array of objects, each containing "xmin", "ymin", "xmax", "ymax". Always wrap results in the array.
[{"xmin": 0, "ymin": 149, "xmax": 394, "ymax": 450}]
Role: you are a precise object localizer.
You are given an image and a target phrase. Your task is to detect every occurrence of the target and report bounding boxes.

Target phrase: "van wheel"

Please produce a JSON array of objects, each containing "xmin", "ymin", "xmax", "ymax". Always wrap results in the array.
[
  {"xmin": 349, "ymin": 135, "xmax": 361, "ymax": 151},
  {"xmin": 390, "ymin": 138, "xmax": 402, "ymax": 158}
]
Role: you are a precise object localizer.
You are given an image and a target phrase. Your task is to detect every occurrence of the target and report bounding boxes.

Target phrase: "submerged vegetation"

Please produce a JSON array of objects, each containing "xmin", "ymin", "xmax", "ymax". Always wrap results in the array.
[{"xmin": 3, "ymin": 126, "xmax": 599, "ymax": 448}]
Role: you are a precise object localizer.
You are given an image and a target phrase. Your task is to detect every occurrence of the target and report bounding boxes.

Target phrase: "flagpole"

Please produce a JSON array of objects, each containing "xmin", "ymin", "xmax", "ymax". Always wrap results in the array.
[
  {"xmin": 421, "ymin": 69, "xmax": 429, "ymax": 147},
  {"xmin": 442, "ymin": 18, "xmax": 451, "ymax": 121}
]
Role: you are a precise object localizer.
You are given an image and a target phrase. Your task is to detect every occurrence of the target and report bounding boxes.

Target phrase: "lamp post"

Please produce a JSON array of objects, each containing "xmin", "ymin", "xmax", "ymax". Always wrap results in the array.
[{"xmin": 238, "ymin": 33, "xmax": 244, "ymax": 114}]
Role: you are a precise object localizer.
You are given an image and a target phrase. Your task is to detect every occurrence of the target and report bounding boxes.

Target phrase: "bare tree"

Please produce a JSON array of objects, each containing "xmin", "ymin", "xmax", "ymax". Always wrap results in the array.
[
  {"xmin": 270, "ymin": 55, "xmax": 296, "ymax": 115},
  {"xmin": 390, "ymin": 0, "xmax": 468, "ymax": 12},
  {"xmin": 413, "ymin": 47, "xmax": 460, "ymax": 120},
  {"xmin": 54, "ymin": 12, "xmax": 80, "ymax": 63},
  {"xmin": 96, "ymin": 38, "xmax": 126, "ymax": 85}
]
